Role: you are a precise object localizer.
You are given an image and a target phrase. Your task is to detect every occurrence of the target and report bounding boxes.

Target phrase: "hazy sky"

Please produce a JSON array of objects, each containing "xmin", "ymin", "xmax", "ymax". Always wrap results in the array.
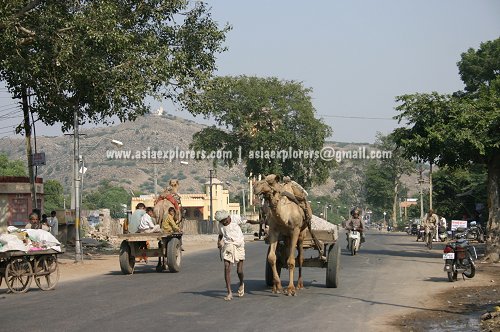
[{"xmin": 1, "ymin": 0, "xmax": 499, "ymax": 143}]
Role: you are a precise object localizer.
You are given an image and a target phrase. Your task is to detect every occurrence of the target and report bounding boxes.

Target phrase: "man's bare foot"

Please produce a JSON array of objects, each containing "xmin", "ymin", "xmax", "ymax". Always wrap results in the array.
[
  {"xmin": 237, "ymin": 284, "xmax": 245, "ymax": 297},
  {"xmin": 224, "ymin": 293, "xmax": 233, "ymax": 301}
]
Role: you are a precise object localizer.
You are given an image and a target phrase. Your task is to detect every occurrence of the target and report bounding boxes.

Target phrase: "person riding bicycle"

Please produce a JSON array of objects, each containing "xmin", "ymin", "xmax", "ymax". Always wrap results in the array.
[{"xmin": 423, "ymin": 209, "xmax": 439, "ymax": 243}]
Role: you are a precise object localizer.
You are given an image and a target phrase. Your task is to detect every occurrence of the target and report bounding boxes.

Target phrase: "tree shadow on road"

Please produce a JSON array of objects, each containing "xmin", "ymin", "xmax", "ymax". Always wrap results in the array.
[{"xmin": 315, "ymin": 292, "xmax": 469, "ymax": 316}]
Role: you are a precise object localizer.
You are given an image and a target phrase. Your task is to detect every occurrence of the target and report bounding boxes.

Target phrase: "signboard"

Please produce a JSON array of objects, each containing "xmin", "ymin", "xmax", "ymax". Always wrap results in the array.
[
  {"xmin": 451, "ymin": 220, "xmax": 467, "ymax": 231},
  {"xmin": 64, "ymin": 209, "xmax": 76, "ymax": 225},
  {"xmin": 31, "ymin": 152, "xmax": 46, "ymax": 166}
]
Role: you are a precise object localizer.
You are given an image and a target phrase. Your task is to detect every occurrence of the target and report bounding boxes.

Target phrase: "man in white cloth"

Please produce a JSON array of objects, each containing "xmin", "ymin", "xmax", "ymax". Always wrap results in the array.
[
  {"xmin": 138, "ymin": 207, "xmax": 161, "ymax": 233},
  {"xmin": 47, "ymin": 211, "xmax": 59, "ymax": 239},
  {"xmin": 216, "ymin": 210, "xmax": 261, "ymax": 301}
]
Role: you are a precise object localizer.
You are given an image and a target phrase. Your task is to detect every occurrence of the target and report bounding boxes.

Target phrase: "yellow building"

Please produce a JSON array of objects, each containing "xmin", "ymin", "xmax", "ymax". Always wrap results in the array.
[{"xmin": 130, "ymin": 178, "xmax": 240, "ymax": 222}]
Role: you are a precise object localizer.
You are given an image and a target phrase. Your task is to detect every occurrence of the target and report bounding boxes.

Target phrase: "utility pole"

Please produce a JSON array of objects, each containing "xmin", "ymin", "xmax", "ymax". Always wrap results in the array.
[
  {"xmin": 418, "ymin": 165, "xmax": 425, "ymax": 220},
  {"xmin": 149, "ymin": 162, "xmax": 163, "ymax": 196},
  {"xmin": 429, "ymin": 162, "xmax": 433, "ymax": 211},
  {"xmin": 73, "ymin": 109, "xmax": 83, "ymax": 262},
  {"xmin": 21, "ymin": 86, "xmax": 36, "ymax": 210},
  {"xmin": 209, "ymin": 169, "xmax": 215, "ymax": 232},
  {"xmin": 241, "ymin": 188, "xmax": 246, "ymax": 214}
]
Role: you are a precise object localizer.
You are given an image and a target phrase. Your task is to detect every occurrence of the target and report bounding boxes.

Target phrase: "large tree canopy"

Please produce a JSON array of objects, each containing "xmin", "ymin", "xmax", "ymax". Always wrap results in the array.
[
  {"xmin": 392, "ymin": 38, "xmax": 500, "ymax": 261},
  {"xmin": 0, "ymin": 0, "xmax": 229, "ymax": 131},
  {"xmin": 188, "ymin": 76, "xmax": 334, "ymax": 188}
]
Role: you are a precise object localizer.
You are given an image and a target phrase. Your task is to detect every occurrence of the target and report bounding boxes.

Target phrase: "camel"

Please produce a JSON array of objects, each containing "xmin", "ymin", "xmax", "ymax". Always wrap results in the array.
[
  {"xmin": 153, "ymin": 179, "xmax": 182, "ymax": 229},
  {"xmin": 253, "ymin": 174, "xmax": 308, "ymax": 295},
  {"xmin": 153, "ymin": 179, "xmax": 182, "ymax": 271}
]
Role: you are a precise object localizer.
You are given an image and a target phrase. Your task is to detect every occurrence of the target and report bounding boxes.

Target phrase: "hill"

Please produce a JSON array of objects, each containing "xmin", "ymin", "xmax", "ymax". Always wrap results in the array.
[{"xmin": 0, "ymin": 113, "xmax": 421, "ymax": 205}]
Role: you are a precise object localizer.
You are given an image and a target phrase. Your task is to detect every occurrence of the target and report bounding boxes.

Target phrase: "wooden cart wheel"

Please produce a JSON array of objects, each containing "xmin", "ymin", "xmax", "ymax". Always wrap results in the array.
[
  {"xmin": 34, "ymin": 255, "xmax": 60, "ymax": 291},
  {"xmin": 5, "ymin": 257, "xmax": 33, "ymax": 293},
  {"xmin": 119, "ymin": 241, "xmax": 135, "ymax": 275},
  {"xmin": 326, "ymin": 243, "xmax": 340, "ymax": 288},
  {"xmin": 166, "ymin": 238, "xmax": 182, "ymax": 272}
]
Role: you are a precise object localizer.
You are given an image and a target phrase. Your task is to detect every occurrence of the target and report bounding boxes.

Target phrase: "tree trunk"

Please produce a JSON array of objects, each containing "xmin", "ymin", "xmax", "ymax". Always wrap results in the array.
[{"xmin": 485, "ymin": 153, "xmax": 500, "ymax": 262}]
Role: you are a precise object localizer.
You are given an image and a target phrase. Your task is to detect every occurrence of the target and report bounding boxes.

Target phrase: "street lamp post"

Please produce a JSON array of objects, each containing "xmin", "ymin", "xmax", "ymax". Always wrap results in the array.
[{"xmin": 73, "ymin": 134, "xmax": 123, "ymax": 262}]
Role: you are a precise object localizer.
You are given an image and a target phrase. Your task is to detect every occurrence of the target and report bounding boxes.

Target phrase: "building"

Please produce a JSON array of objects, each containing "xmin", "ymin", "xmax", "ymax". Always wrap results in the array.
[
  {"xmin": 130, "ymin": 178, "xmax": 240, "ymax": 233},
  {"xmin": 0, "ymin": 176, "xmax": 44, "ymax": 232}
]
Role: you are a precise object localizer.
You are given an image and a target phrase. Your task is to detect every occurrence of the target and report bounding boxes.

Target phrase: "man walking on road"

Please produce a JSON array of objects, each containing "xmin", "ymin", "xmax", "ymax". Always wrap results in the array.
[{"xmin": 216, "ymin": 210, "xmax": 261, "ymax": 301}]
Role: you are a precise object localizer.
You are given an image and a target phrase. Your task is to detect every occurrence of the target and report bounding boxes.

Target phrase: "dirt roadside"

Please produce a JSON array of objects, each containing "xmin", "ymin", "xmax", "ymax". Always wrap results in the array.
[
  {"xmin": 56, "ymin": 234, "xmax": 220, "ymax": 283},
  {"xmin": 388, "ymin": 261, "xmax": 500, "ymax": 332}
]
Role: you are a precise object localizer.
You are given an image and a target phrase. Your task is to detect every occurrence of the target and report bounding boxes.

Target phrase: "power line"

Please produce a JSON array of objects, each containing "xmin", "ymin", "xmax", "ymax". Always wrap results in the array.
[
  {"xmin": 0, "ymin": 114, "xmax": 23, "ymax": 120},
  {"xmin": 0, "ymin": 105, "xmax": 20, "ymax": 113},
  {"xmin": 0, "ymin": 124, "xmax": 17, "ymax": 130},
  {"xmin": 319, "ymin": 114, "xmax": 395, "ymax": 120},
  {"xmin": 0, "ymin": 129, "xmax": 16, "ymax": 135}
]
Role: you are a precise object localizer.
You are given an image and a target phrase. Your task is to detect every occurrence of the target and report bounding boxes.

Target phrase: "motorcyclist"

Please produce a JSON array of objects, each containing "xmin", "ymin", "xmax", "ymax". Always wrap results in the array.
[
  {"xmin": 345, "ymin": 209, "xmax": 365, "ymax": 246},
  {"xmin": 423, "ymin": 209, "xmax": 439, "ymax": 242}
]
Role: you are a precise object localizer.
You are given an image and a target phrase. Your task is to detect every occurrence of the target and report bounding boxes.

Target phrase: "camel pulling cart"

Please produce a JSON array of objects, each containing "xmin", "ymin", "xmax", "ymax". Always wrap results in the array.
[
  {"xmin": 265, "ymin": 227, "xmax": 340, "ymax": 288},
  {"xmin": 0, "ymin": 248, "xmax": 63, "ymax": 294},
  {"xmin": 118, "ymin": 232, "xmax": 182, "ymax": 274}
]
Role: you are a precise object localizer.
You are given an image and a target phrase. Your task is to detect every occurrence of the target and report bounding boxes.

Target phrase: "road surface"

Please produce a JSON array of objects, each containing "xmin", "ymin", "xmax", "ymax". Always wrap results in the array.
[{"xmin": 0, "ymin": 231, "xmax": 463, "ymax": 331}]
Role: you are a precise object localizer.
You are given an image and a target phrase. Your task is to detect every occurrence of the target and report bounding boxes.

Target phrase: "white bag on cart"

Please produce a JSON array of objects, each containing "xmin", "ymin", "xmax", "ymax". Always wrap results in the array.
[
  {"xmin": 0, "ymin": 233, "xmax": 28, "ymax": 252},
  {"xmin": 23, "ymin": 229, "xmax": 61, "ymax": 251}
]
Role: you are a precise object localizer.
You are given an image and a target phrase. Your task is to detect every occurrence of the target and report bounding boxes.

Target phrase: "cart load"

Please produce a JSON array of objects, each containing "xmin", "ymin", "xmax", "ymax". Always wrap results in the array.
[{"xmin": 0, "ymin": 227, "xmax": 63, "ymax": 294}]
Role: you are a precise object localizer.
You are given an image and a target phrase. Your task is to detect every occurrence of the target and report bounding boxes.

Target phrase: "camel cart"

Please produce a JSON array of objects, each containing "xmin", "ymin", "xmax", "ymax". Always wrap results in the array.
[
  {"xmin": 265, "ymin": 227, "xmax": 340, "ymax": 288},
  {"xmin": 118, "ymin": 232, "xmax": 182, "ymax": 274},
  {"xmin": 0, "ymin": 248, "xmax": 63, "ymax": 294}
]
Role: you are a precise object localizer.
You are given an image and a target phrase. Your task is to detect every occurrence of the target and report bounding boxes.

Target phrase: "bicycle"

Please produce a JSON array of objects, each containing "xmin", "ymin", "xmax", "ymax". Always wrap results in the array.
[{"xmin": 425, "ymin": 227, "xmax": 434, "ymax": 250}]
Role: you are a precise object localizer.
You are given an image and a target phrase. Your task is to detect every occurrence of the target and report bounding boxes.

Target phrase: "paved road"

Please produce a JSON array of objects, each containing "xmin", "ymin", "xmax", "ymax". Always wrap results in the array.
[{"xmin": 0, "ymin": 231, "xmax": 452, "ymax": 331}]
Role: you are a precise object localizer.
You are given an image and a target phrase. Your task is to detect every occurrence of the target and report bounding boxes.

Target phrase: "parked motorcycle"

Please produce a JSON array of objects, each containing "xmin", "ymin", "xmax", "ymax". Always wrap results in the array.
[
  {"xmin": 443, "ymin": 228, "xmax": 477, "ymax": 282},
  {"xmin": 347, "ymin": 229, "xmax": 361, "ymax": 256},
  {"xmin": 467, "ymin": 221, "xmax": 485, "ymax": 243},
  {"xmin": 438, "ymin": 225, "xmax": 448, "ymax": 242}
]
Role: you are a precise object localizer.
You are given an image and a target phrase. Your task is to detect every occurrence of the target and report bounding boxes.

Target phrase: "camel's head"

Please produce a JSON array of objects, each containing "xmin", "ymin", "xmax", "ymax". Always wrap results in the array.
[
  {"xmin": 169, "ymin": 179, "xmax": 180, "ymax": 193},
  {"xmin": 253, "ymin": 179, "xmax": 271, "ymax": 196}
]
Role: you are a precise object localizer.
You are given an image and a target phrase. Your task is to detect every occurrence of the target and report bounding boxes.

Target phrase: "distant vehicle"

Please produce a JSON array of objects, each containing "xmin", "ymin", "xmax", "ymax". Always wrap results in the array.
[{"xmin": 410, "ymin": 223, "xmax": 419, "ymax": 235}]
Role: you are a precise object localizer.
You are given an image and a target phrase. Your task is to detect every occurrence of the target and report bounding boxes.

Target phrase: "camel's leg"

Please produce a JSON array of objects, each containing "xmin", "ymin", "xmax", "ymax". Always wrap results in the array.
[
  {"xmin": 297, "ymin": 232, "xmax": 305, "ymax": 290},
  {"xmin": 267, "ymin": 231, "xmax": 283, "ymax": 294},
  {"xmin": 286, "ymin": 227, "xmax": 300, "ymax": 296}
]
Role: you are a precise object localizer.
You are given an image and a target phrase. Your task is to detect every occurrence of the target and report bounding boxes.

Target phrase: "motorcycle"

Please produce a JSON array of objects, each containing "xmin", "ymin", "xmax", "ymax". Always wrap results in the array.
[
  {"xmin": 438, "ymin": 225, "xmax": 448, "ymax": 242},
  {"xmin": 410, "ymin": 223, "xmax": 419, "ymax": 235},
  {"xmin": 467, "ymin": 221, "xmax": 485, "ymax": 243},
  {"xmin": 416, "ymin": 225, "xmax": 425, "ymax": 242},
  {"xmin": 443, "ymin": 228, "xmax": 477, "ymax": 282},
  {"xmin": 347, "ymin": 229, "xmax": 361, "ymax": 256}
]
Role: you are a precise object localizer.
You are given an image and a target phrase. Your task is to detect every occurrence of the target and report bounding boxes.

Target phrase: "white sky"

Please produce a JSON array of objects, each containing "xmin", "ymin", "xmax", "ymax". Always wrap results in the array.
[{"xmin": 1, "ymin": 0, "xmax": 499, "ymax": 143}]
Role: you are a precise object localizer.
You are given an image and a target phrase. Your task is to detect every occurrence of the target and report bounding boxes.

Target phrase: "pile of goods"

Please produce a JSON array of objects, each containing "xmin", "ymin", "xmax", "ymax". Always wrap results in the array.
[{"xmin": 0, "ymin": 226, "xmax": 61, "ymax": 253}]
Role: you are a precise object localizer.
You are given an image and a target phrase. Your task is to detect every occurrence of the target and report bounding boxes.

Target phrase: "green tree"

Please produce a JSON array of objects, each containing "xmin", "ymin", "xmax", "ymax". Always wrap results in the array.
[
  {"xmin": 43, "ymin": 179, "xmax": 65, "ymax": 212},
  {"xmin": 433, "ymin": 165, "xmax": 487, "ymax": 222},
  {"xmin": 188, "ymin": 76, "xmax": 335, "ymax": 188},
  {"xmin": 392, "ymin": 38, "xmax": 500, "ymax": 261},
  {"xmin": 0, "ymin": 153, "xmax": 26, "ymax": 176},
  {"xmin": 364, "ymin": 160, "xmax": 393, "ymax": 222},
  {"xmin": 374, "ymin": 133, "xmax": 416, "ymax": 228},
  {"xmin": 0, "ymin": 1, "xmax": 229, "ymax": 130},
  {"xmin": 83, "ymin": 181, "xmax": 131, "ymax": 218}
]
